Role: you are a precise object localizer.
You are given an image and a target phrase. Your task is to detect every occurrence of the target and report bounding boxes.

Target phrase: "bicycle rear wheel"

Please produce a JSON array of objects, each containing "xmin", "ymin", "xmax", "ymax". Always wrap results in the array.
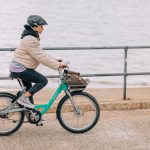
[
  {"xmin": 0, "ymin": 93, "xmax": 24, "ymax": 136},
  {"xmin": 57, "ymin": 91, "xmax": 100, "ymax": 133}
]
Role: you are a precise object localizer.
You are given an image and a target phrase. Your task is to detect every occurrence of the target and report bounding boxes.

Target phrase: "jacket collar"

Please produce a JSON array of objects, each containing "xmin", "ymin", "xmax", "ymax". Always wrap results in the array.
[{"xmin": 21, "ymin": 25, "xmax": 40, "ymax": 40}]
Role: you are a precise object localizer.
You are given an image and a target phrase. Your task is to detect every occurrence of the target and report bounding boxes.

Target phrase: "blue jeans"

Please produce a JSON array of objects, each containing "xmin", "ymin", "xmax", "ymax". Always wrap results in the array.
[{"xmin": 10, "ymin": 69, "xmax": 48, "ymax": 103}]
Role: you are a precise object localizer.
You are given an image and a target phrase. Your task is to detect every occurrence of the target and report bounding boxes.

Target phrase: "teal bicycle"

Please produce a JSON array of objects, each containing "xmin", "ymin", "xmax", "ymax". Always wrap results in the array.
[{"xmin": 0, "ymin": 68, "xmax": 100, "ymax": 136}]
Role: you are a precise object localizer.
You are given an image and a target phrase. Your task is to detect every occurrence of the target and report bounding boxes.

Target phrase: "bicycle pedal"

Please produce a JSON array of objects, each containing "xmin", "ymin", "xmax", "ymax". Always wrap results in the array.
[{"xmin": 36, "ymin": 122, "xmax": 43, "ymax": 126}]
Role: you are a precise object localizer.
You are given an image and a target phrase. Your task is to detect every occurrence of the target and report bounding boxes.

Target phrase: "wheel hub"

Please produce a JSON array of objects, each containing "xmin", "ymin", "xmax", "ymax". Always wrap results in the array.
[{"xmin": 74, "ymin": 107, "xmax": 84, "ymax": 117}]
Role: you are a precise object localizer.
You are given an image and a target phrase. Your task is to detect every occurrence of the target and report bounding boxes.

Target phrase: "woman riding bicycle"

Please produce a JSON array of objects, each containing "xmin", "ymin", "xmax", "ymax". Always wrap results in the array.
[{"xmin": 9, "ymin": 15, "xmax": 67, "ymax": 109}]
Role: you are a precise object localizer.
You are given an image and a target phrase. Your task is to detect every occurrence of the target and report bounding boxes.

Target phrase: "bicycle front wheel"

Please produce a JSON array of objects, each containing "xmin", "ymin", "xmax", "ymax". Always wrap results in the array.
[
  {"xmin": 57, "ymin": 91, "xmax": 100, "ymax": 133},
  {"xmin": 0, "ymin": 93, "xmax": 24, "ymax": 136}
]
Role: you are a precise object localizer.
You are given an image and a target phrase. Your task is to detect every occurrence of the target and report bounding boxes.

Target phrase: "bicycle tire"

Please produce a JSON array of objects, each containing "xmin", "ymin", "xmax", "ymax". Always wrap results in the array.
[
  {"xmin": 56, "ymin": 91, "xmax": 100, "ymax": 133},
  {"xmin": 0, "ymin": 92, "xmax": 24, "ymax": 136}
]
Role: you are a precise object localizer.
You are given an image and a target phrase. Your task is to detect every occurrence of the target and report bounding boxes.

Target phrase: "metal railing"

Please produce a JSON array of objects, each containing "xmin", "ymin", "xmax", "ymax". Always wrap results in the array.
[{"xmin": 1, "ymin": 46, "xmax": 150, "ymax": 100}]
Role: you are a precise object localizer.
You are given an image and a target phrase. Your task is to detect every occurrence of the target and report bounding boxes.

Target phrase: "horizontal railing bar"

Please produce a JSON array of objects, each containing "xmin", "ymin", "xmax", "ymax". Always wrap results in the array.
[
  {"xmin": 1, "ymin": 72, "xmax": 150, "ymax": 80},
  {"xmin": 1, "ymin": 46, "xmax": 150, "ymax": 51},
  {"xmin": 81, "ymin": 72, "xmax": 150, "ymax": 77},
  {"xmin": 43, "ymin": 46, "xmax": 150, "ymax": 50}
]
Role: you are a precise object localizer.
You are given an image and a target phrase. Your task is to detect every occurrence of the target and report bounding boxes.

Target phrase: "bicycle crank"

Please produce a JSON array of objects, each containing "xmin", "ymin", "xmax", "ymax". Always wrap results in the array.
[{"xmin": 28, "ymin": 109, "xmax": 42, "ymax": 124}]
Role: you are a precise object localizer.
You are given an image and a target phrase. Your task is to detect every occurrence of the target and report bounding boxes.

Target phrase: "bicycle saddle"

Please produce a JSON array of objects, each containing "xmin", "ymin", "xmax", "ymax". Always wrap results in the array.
[{"xmin": 9, "ymin": 73, "xmax": 19, "ymax": 79}]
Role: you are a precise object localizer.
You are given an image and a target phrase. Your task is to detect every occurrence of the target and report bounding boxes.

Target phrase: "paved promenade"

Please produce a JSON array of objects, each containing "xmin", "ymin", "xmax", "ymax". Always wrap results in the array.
[
  {"xmin": 0, "ymin": 87, "xmax": 150, "ymax": 150},
  {"xmin": 0, "ymin": 109, "xmax": 150, "ymax": 150}
]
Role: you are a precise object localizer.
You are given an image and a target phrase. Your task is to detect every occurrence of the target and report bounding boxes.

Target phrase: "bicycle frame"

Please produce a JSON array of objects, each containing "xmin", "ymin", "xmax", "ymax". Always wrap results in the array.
[
  {"xmin": 0, "ymin": 67, "xmax": 100, "ymax": 136},
  {"xmin": 35, "ymin": 82, "xmax": 68, "ymax": 115}
]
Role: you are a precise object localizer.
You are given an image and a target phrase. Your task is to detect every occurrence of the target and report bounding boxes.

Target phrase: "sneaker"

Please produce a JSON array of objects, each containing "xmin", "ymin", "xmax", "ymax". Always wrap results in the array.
[{"xmin": 17, "ymin": 95, "xmax": 35, "ymax": 109}]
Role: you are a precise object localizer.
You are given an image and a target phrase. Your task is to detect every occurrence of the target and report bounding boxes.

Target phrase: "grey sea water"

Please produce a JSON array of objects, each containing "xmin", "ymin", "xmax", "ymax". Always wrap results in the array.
[{"xmin": 0, "ymin": 0, "xmax": 150, "ymax": 88}]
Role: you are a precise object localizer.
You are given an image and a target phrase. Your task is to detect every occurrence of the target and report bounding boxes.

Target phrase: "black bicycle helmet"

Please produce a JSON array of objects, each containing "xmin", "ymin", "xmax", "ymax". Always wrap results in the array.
[{"xmin": 27, "ymin": 15, "xmax": 48, "ymax": 27}]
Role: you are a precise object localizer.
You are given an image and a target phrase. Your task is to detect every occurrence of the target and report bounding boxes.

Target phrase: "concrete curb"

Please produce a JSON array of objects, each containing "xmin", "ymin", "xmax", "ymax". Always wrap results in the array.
[{"xmin": 100, "ymin": 100, "xmax": 150, "ymax": 111}]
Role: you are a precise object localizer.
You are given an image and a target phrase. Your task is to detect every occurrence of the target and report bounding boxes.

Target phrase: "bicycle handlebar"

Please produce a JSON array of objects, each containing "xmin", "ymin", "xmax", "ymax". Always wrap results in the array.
[
  {"xmin": 64, "ymin": 69, "xmax": 80, "ymax": 76},
  {"xmin": 58, "ymin": 60, "xmax": 80, "ymax": 80}
]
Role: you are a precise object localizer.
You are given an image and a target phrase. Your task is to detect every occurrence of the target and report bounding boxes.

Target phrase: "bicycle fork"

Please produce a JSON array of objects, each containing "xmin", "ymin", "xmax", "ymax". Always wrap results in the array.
[{"xmin": 65, "ymin": 90, "xmax": 80, "ymax": 114}]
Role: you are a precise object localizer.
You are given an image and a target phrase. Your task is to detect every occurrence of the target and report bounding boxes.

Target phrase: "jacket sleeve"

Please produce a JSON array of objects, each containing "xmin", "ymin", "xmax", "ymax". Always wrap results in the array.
[{"xmin": 26, "ymin": 37, "xmax": 61, "ymax": 70}]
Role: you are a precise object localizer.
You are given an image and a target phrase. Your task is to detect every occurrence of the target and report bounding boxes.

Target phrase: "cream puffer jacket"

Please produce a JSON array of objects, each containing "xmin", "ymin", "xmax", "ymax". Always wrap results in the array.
[{"xmin": 12, "ymin": 35, "xmax": 61, "ymax": 70}]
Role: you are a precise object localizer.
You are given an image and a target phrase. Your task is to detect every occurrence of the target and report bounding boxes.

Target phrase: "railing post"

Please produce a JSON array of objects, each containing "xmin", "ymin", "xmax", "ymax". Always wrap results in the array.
[{"xmin": 123, "ymin": 47, "xmax": 128, "ymax": 100}]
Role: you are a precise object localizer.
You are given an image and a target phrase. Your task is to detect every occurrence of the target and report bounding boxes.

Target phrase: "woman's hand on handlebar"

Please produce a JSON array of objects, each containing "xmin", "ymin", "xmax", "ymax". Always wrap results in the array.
[
  {"xmin": 58, "ymin": 59, "xmax": 69, "ymax": 69},
  {"xmin": 59, "ymin": 64, "xmax": 68, "ymax": 69}
]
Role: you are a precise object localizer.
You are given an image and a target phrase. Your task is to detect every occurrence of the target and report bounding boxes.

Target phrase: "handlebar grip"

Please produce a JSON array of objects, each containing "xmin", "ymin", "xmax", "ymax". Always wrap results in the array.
[
  {"xmin": 64, "ymin": 69, "xmax": 80, "ymax": 76},
  {"xmin": 58, "ymin": 59, "xmax": 62, "ymax": 62},
  {"xmin": 64, "ymin": 69, "xmax": 68, "ymax": 74}
]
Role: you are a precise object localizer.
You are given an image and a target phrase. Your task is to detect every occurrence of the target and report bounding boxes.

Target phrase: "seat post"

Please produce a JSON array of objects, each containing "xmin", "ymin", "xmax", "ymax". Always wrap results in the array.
[
  {"xmin": 17, "ymin": 78, "xmax": 26, "ymax": 92},
  {"xmin": 9, "ymin": 74, "xmax": 26, "ymax": 92}
]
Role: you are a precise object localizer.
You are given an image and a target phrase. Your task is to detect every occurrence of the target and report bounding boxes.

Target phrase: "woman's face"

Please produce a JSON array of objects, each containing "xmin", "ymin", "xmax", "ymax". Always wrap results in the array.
[{"xmin": 34, "ymin": 25, "xmax": 44, "ymax": 34}]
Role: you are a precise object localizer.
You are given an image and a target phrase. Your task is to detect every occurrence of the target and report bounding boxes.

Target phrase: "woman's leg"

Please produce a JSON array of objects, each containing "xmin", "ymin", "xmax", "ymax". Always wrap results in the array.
[
  {"xmin": 15, "ymin": 69, "xmax": 48, "ymax": 95},
  {"xmin": 21, "ymin": 80, "xmax": 34, "ymax": 104},
  {"xmin": 18, "ymin": 69, "xmax": 48, "ymax": 95},
  {"xmin": 10, "ymin": 69, "xmax": 48, "ymax": 108}
]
